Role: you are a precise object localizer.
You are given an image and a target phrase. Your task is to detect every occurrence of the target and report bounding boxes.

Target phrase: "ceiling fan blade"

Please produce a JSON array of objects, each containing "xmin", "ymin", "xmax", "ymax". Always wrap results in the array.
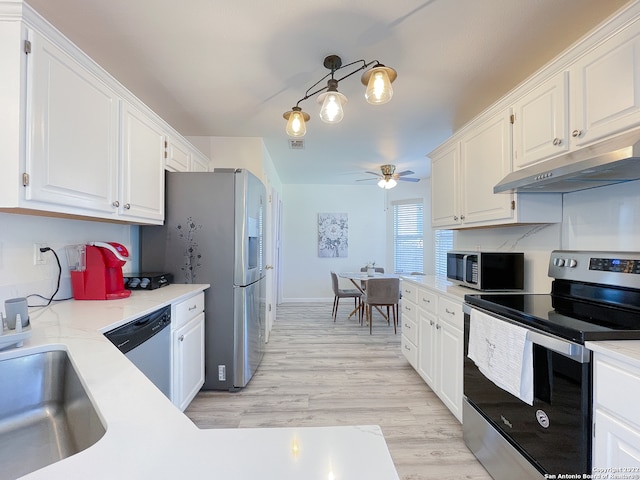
[
  {"xmin": 356, "ymin": 178, "xmax": 378, "ymax": 182},
  {"xmin": 365, "ymin": 171, "xmax": 382, "ymax": 177},
  {"xmin": 398, "ymin": 177, "xmax": 421, "ymax": 182},
  {"xmin": 395, "ymin": 170, "xmax": 415, "ymax": 177}
]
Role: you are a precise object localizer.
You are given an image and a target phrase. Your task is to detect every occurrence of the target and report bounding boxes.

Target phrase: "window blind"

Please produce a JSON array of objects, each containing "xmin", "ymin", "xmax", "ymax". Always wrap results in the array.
[
  {"xmin": 434, "ymin": 229, "xmax": 453, "ymax": 276},
  {"xmin": 393, "ymin": 201, "xmax": 424, "ymax": 274}
]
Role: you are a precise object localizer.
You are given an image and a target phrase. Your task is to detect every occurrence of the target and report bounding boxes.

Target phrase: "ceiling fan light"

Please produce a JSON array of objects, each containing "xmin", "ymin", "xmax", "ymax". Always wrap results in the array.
[
  {"xmin": 378, "ymin": 178, "xmax": 397, "ymax": 189},
  {"xmin": 284, "ymin": 107, "xmax": 309, "ymax": 137},
  {"xmin": 317, "ymin": 90, "xmax": 347, "ymax": 124},
  {"xmin": 363, "ymin": 65, "xmax": 396, "ymax": 105}
]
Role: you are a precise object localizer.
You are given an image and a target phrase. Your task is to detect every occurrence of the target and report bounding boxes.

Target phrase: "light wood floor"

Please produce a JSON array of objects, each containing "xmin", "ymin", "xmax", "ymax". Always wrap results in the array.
[{"xmin": 185, "ymin": 302, "xmax": 492, "ymax": 480}]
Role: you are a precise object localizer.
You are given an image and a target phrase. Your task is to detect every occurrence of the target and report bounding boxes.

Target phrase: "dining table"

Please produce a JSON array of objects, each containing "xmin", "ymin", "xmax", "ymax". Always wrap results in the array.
[{"xmin": 337, "ymin": 272, "xmax": 400, "ymax": 320}]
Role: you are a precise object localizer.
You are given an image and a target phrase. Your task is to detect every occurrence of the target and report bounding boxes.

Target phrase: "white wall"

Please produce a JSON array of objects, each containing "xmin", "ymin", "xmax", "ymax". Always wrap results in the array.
[
  {"xmin": 0, "ymin": 212, "xmax": 136, "ymax": 315},
  {"xmin": 281, "ymin": 184, "xmax": 387, "ymax": 302},
  {"xmin": 281, "ymin": 181, "xmax": 431, "ymax": 302}
]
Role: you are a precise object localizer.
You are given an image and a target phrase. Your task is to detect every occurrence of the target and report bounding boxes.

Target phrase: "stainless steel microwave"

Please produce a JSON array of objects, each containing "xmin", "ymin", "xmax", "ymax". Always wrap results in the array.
[{"xmin": 446, "ymin": 251, "xmax": 524, "ymax": 291}]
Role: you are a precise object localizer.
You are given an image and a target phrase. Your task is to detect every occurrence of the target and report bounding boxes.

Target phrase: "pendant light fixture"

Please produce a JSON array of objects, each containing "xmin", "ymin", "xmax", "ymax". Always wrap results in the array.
[{"xmin": 283, "ymin": 55, "xmax": 397, "ymax": 137}]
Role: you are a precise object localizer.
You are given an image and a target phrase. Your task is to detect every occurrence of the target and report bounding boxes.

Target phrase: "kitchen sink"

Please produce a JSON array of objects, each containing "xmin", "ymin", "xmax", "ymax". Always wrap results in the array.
[{"xmin": 0, "ymin": 349, "xmax": 106, "ymax": 479}]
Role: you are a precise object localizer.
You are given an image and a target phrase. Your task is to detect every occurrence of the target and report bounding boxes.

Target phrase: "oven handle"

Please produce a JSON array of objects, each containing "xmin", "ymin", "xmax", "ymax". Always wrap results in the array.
[{"xmin": 464, "ymin": 304, "xmax": 591, "ymax": 364}]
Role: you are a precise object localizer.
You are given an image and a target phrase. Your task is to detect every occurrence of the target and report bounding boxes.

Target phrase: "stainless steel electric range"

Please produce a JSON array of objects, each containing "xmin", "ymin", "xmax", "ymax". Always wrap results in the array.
[{"xmin": 463, "ymin": 250, "xmax": 640, "ymax": 479}]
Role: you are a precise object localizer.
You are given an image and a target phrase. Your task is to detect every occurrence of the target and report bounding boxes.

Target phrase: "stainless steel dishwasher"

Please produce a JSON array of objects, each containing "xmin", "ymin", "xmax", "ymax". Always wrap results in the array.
[{"xmin": 104, "ymin": 305, "xmax": 171, "ymax": 399}]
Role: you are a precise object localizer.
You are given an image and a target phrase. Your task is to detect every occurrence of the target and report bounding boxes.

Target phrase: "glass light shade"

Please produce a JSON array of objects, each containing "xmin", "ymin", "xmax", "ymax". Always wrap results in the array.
[
  {"xmin": 365, "ymin": 68, "xmax": 394, "ymax": 105},
  {"xmin": 318, "ymin": 91, "xmax": 347, "ymax": 124},
  {"xmin": 378, "ymin": 178, "xmax": 397, "ymax": 189},
  {"xmin": 285, "ymin": 110, "xmax": 307, "ymax": 137}
]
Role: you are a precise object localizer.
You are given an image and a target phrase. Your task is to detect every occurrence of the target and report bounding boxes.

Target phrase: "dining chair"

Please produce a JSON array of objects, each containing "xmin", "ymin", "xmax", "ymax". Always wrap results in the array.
[
  {"xmin": 330, "ymin": 272, "xmax": 362, "ymax": 322},
  {"xmin": 361, "ymin": 277, "xmax": 400, "ymax": 334}
]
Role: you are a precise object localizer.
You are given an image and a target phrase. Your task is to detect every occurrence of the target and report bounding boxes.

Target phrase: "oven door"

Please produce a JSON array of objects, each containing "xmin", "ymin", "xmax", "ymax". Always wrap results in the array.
[{"xmin": 463, "ymin": 305, "xmax": 591, "ymax": 477}]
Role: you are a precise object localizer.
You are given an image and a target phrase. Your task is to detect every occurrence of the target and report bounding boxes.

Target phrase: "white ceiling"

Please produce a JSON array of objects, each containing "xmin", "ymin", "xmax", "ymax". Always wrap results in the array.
[{"xmin": 26, "ymin": 0, "xmax": 630, "ymax": 185}]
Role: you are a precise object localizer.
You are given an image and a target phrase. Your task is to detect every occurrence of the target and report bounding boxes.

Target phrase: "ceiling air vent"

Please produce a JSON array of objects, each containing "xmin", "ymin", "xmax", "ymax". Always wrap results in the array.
[{"xmin": 288, "ymin": 139, "xmax": 305, "ymax": 150}]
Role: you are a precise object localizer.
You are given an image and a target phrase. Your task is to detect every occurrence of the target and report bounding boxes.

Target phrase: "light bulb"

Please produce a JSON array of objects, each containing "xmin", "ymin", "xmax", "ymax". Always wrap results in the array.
[
  {"xmin": 284, "ymin": 108, "xmax": 308, "ymax": 137},
  {"xmin": 364, "ymin": 66, "xmax": 395, "ymax": 105},
  {"xmin": 319, "ymin": 92, "xmax": 346, "ymax": 123}
]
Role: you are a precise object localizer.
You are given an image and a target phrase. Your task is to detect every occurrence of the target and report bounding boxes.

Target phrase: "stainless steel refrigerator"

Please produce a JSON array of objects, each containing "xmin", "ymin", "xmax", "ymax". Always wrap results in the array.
[{"xmin": 140, "ymin": 168, "xmax": 266, "ymax": 390}]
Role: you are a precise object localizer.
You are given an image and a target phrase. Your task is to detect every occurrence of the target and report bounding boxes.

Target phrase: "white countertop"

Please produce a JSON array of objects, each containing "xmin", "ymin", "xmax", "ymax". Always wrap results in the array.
[
  {"xmin": 1, "ymin": 284, "xmax": 399, "ymax": 480},
  {"xmin": 586, "ymin": 340, "xmax": 640, "ymax": 368},
  {"xmin": 399, "ymin": 274, "xmax": 477, "ymax": 302}
]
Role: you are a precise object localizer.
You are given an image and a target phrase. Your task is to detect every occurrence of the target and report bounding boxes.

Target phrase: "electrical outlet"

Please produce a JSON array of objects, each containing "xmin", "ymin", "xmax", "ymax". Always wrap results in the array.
[
  {"xmin": 218, "ymin": 365, "xmax": 226, "ymax": 381},
  {"xmin": 34, "ymin": 243, "xmax": 48, "ymax": 265}
]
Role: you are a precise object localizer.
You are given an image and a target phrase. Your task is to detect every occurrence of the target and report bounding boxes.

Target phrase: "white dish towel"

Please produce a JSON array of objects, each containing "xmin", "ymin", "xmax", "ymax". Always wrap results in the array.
[{"xmin": 467, "ymin": 308, "xmax": 534, "ymax": 406}]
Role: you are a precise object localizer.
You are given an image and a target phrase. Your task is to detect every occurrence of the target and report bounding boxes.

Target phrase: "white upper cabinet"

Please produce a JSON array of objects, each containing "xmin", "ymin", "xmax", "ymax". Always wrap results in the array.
[
  {"xmin": 512, "ymin": 72, "xmax": 569, "ymax": 169},
  {"xmin": 430, "ymin": 142, "xmax": 460, "ymax": 228},
  {"xmin": 120, "ymin": 102, "xmax": 165, "ymax": 223},
  {"xmin": 460, "ymin": 109, "xmax": 514, "ymax": 226},
  {"xmin": 0, "ymin": 5, "xmax": 207, "ymax": 224},
  {"xmin": 165, "ymin": 136, "xmax": 210, "ymax": 172},
  {"xmin": 165, "ymin": 137, "xmax": 191, "ymax": 172},
  {"xmin": 570, "ymin": 20, "xmax": 640, "ymax": 147},
  {"xmin": 26, "ymin": 30, "xmax": 120, "ymax": 213}
]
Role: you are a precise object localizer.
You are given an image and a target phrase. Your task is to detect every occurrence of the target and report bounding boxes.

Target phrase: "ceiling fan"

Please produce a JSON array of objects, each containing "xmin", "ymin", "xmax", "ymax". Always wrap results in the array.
[{"xmin": 357, "ymin": 164, "xmax": 420, "ymax": 189}]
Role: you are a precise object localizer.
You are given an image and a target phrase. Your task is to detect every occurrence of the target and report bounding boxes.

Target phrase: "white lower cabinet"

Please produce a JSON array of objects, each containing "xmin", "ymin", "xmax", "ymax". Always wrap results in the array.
[
  {"xmin": 592, "ymin": 352, "xmax": 640, "ymax": 470},
  {"xmin": 402, "ymin": 279, "xmax": 464, "ymax": 422},
  {"xmin": 171, "ymin": 292, "xmax": 205, "ymax": 411}
]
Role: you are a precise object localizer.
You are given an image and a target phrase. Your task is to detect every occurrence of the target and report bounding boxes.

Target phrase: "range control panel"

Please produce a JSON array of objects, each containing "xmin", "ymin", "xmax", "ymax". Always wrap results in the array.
[{"xmin": 549, "ymin": 250, "xmax": 640, "ymax": 289}]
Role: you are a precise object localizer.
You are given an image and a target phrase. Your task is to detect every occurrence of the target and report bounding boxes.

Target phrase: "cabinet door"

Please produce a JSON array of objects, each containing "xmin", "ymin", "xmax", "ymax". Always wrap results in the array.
[
  {"xmin": 120, "ymin": 103, "xmax": 165, "ymax": 223},
  {"xmin": 173, "ymin": 312, "xmax": 205, "ymax": 412},
  {"xmin": 190, "ymin": 150, "xmax": 210, "ymax": 172},
  {"xmin": 571, "ymin": 20, "xmax": 640, "ymax": 147},
  {"xmin": 417, "ymin": 310, "xmax": 437, "ymax": 388},
  {"xmin": 26, "ymin": 30, "xmax": 119, "ymax": 213},
  {"xmin": 430, "ymin": 142, "xmax": 461, "ymax": 228},
  {"xmin": 593, "ymin": 408, "xmax": 640, "ymax": 469},
  {"xmin": 460, "ymin": 109, "xmax": 514, "ymax": 225},
  {"xmin": 166, "ymin": 137, "xmax": 190, "ymax": 172},
  {"xmin": 512, "ymin": 72, "xmax": 569, "ymax": 169},
  {"xmin": 437, "ymin": 318, "xmax": 463, "ymax": 422}
]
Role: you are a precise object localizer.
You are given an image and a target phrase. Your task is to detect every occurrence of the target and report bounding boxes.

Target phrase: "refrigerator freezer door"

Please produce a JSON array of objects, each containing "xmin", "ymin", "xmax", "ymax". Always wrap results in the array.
[{"xmin": 233, "ymin": 277, "xmax": 265, "ymax": 388}]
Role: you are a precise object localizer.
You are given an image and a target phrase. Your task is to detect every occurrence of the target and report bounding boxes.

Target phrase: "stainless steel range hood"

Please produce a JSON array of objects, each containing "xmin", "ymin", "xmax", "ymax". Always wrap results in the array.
[{"xmin": 494, "ymin": 129, "xmax": 640, "ymax": 193}]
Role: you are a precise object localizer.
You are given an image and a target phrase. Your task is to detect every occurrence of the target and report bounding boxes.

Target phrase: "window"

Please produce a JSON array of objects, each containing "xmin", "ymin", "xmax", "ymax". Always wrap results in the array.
[
  {"xmin": 393, "ymin": 200, "xmax": 424, "ymax": 274},
  {"xmin": 434, "ymin": 229, "xmax": 453, "ymax": 276}
]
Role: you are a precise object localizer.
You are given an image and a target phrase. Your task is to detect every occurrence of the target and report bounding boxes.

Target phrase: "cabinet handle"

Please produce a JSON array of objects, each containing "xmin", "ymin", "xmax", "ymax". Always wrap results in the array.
[
  {"xmin": 179, "ymin": 335, "xmax": 184, "ymax": 341},
  {"xmin": 445, "ymin": 308, "xmax": 456, "ymax": 316},
  {"xmin": 188, "ymin": 305, "xmax": 197, "ymax": 311},
  {"xmin": 404, "ymin": 323, "xmax": 410, "ymax": 329},
  {"xmin": 404, "ymin": 344, "xmax": 411, "ymax": 351},
  {"xmin": 112, "ymin": 201, "xmax": 120, "ymax": 207},
  {"xmin": 552, "ymin": 137, "xmax": 562, "ymax": 146},
  {"xmin": 436, "ymin": 324, "xmax": 441, "ymax": 330},
  {"xmin": 422, "ymin": 298, "xmax": 430, "ymax": 304},
  {"xmin": 453, "ymin": 215, "xmax": 458, "ymax": 221},
  {"xmin": 460, "ymin": 215, "xmax": 465, "ymax": 220},
  {"xmin": 429, "ymin": 320, "xmax": 434, "ymax": 326},
  {"xmin": 404, "ymin": 305, "xmax": 411, "ymax": 312},
  {"xmin": 571, "ymin": 129, "xmax": 582, "ymax": 138},
  {"xmin": 124, "ymin": 203, "xmax": 131, "ymax": 210}
]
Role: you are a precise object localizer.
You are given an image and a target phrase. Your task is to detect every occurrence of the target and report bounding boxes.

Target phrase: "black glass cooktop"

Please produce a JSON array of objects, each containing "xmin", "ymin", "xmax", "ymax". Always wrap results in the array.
[{"xmin": 465, "ymin": 290, "xmax": 640, "ymax": 344}]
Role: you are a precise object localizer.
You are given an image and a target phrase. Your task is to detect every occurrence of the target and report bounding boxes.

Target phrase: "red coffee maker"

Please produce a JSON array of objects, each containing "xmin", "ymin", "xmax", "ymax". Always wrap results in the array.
[{"xmin": 66, "ymin": 242, "xmax": 132, "ymax": 300}]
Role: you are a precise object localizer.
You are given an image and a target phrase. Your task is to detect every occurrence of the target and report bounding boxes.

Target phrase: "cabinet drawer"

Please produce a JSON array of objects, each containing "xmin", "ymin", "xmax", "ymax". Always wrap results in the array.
[
  {"xmin": 401, "ymin": 299, "xmax": 418, "ymax": 322},
  {"xmin": 595, "ymin": 355, "xmax": 640, "ymax": 428},
  {"xmin": 401, "ymin": 316, "xmax": 418, "ymax": 345},
  {"xmin": 174, "ymin": 292, "xmax": 205, "ymax": 328},
  {"xmin": 401, "ymin": 334, "xmax": 418, "ymax": 369},
  {"xmin": 438, "ymin": 296, "xmax": 463, "ymax": 330},
  {"xmin": 401, "ymin": 281, "xmax": 418, "ymax": 304},
  {"xmin": 418, "ymin": 288, "xmax": 437, "ymax": 314}
]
